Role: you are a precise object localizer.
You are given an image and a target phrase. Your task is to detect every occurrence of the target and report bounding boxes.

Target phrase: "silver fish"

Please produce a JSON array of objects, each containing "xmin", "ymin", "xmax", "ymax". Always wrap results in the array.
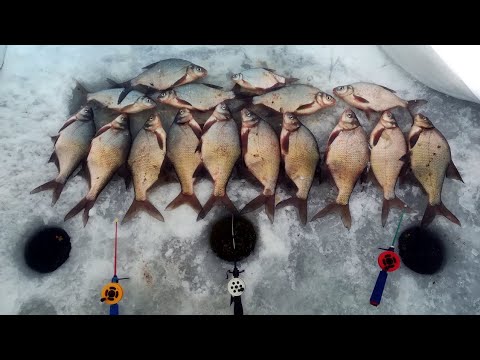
[
  {"xmin": 114, "ymin": 58, "xmax": 207, "ymax": 104},
  {"xmin": 252, "ymin": 84, "xmax": 336, "ymax": 115},
  {"xmin": 155, "ymin": 83, "xmax": 235, "ymax": 112},
  {"xmin": 64, "ymin": 114, "xmax": 131, "ymax": 226},
  {"xmin": 31, "ymin": 106, "xmax": 95, "ymax": 205},
  {"xmin": 87, "ymin": 88, "xmax": 155, "ymax": 113}
]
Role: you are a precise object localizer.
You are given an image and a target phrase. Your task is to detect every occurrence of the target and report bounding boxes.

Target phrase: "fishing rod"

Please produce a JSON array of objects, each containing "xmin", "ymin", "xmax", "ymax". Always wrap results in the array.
[
  {"xmin": 100, "ymin": 219, "xmax": 129, "ymax": 315},
  {"xmin": 369, "ymin": 206, "xmax": 406, "ymax": 307},
  {"xmin": 226, "ymin": 214, "xmax": 245, "ymax": 315}
]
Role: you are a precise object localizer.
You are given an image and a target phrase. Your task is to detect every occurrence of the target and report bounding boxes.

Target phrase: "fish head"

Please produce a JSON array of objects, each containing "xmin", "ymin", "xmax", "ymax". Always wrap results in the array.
[
  {"xmin": 282, "ymin": 112, "xmax": 301, "ymax": 132},
  {"xmin": 339, "ymin": 109, "xmax": 360, "ymax": 129},
  {"xmin": 77, "ymin": 106, "xmax": 94, "ymax": 121},
  {"xmin": 187, "ymin": 64, "xmax": 208, "ymax": 80},
  {"xmin": 112, "ymin": 114, "xmax": 129, "ymax": 130},
  {"xmin": 333, "ymin": 85, "xmax": 354, "ymax": 98},
  {"xmin": 231, "ymin": 73, "xmax": 243, "ymax": 83},
  {"xmin": 174, "ymin": 108, "xmax": 194, "ymax": 124},
  {"xmin": 137, "ymin": 96, "xmax": 156, "ymax": 111},
  {"xmin": 144, "ymin": 112, "xmax": 163, "ymax": 131},
  {"xmin": 413, "ymin": 113, "xmax": 435, "ymax": 129},
  {"xmin": 380, "ymin": 111, "xmax": 398, "ymax": 129},
  {"xmin": 155, "ymin": 89, "xmax": 175, "ymax": 104},
  {"xmin": 240, "ymin": 108, "xmax": 260, "ymax": 128},
  {"xmin": 316, "ymin": 92, "xmax": 336, "ymax": 108},
  {"xmin": 212, "ymin": 102, "xmax": 232, "ymax": 121}
]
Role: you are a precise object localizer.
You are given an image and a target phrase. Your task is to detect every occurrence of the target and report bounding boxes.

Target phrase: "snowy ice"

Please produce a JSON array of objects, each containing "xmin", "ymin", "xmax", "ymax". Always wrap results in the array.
[{"xmin": 0, "ymin": 45, "xmax": 479, "ymax": 315}]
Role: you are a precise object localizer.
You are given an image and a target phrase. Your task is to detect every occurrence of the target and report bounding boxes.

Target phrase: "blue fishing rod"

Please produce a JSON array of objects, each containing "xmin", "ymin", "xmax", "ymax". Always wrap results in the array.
[
  {"xmin": 370, "ymin": 206, "xmax": 406, "ymax": 307},
  {"xmin": 100, "ymin": 219, "xmax": 129, "ymax": 315}
]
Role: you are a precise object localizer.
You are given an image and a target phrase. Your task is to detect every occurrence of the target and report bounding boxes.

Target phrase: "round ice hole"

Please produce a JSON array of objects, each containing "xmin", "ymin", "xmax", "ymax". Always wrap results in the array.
[
  {"xmin": 209, "ymin": 215, "xmax": 256, "ymax": 262},
  {"xmin": 398, "ymin": 226, "xmax": 444, "ymax": 275},
  {"xmin": 24, "ymin": 227, "xmax": 71, "ymax": 273}
]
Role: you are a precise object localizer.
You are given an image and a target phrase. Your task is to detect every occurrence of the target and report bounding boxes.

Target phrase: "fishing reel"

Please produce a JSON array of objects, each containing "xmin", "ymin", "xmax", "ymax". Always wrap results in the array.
[
  {"xmin": 100, "ymin": 275, "xmax": 129, "ymax": 315},
  {"xmin": 226, "ymin": 263, "xmax": 245, "ymax": 315},
  {"xmin": 370, "ymin": 246, "xmax": 401, "ymax": 307}
]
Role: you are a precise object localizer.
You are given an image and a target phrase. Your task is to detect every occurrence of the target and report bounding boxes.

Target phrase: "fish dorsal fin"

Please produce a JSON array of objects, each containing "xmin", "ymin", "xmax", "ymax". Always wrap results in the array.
[
  {"xmin": 353, "ymin": 94, "xmax": 369, "ymax": 103},
  {"xmin": 380, "ymin": 85, "xmax": 396, "ymax": 93},
  {"xmin": 142, "ymin": 61, "xmax": 161, "ymax": 70},
  {"xmin": 201, "ymin": 83, "xmax": 224, "ymax": 90},
  {"xmin": 262, "ymin": 68, "xmax": 277, "ymax": 73}
]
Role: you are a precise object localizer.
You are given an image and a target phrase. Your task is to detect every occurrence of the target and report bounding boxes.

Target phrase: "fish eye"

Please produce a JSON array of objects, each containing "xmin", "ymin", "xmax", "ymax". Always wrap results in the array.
[
  {"xmin": 160, "ymin": 92, "xmax": 166, "ymax": 97},
  {"xmin": 288, "ymin": 114, "xmax": 293, "ymax": 120},
  {"xmin": 387, "ymin": 112, "xmax": 392, "ymax": 118},
  {"xmin": 347, "ymin": 112, "xmax": 352, "ymax": 118},
  {"xmin": 196, "ymin": 67, "xmax": 202, "ymax": 72},
  {"xmin": 221, "ymin": 104, "xmax": 226, "ymax": 110},
  {"xmin": 179, "ymin": 109, "xmax": 184, "ymax": 115},
  {"xmin": 245, "ymin": 111, "xmax": 251, "ymax": 117},
  {"xmin": 149, "ymin": 116, "xmax": 154, "ymax": 120},
  {"xmin": 339, "ymin": 86, "xmax": 344, "ymax": 90},
  {"xmin": 327, "ymin": 95, "xmax": 332, "ymax": 100}
]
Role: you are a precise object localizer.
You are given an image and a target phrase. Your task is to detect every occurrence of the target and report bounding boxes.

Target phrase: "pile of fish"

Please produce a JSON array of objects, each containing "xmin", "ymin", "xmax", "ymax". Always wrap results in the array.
[{"xmin": 31, "ymin": 58, "xmax": 464, "ymax": 229}]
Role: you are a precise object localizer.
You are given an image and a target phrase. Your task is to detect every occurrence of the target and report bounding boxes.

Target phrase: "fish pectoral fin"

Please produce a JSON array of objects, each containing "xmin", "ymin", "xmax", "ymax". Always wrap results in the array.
[
  {"xmin": 380, "ymin": 85, "xmax": 396, "ymax": 93},
  {"xmin": 371, "ymin": 127, "xmax": 385, "ymax": 147},
  {"xmin": 200, "ymin": 83, "xmax": 224, "ymax": 90},
  {"xmin": 280, "ymin": 131, "xmax": 290, "ymax": 156},
  {"xmin": 94, "ymin": 123, "xmax": 112, "ymax": 138},
  {"xmin": 408, "ymin": 128, "xmax": 423, "ymax": 149},
  {"xmin": 295, "ymin": 101, "xmax": 316, "ymax": 112},
  {"xmin": 353, "ymin": 94, "xmax": 369, "ymax": 103},
  {"xmin": 201, "ymin": 117, "xmax": 217, "ymax": 135},
  {"xmin": 172, "ymin": 74, "xmax": 188, "ymax": 87},
  {"xmin": 241, "ymin": 127, "xmax": 250, "ymax": 158},
  {"xmin": 327, "ymin": 129, "xmax": 342, "ymax": 148},
  {"xmin": 177, "ymin": 98, "xmax": 193, "ymax": 107},
  {"xmin": 58, "ymin": 117, "xmax": 78, "ymax": 132},
  {"xmin": 187, "ymin": 119, "xmax": 202, "ymax": 139},
  {"xmin": 142, "ymin": 60, "xmax": 161, "ymax": 70},
  {"xmin": 155, "ymin": 128, "xmax": 167, "ymax": 151}
]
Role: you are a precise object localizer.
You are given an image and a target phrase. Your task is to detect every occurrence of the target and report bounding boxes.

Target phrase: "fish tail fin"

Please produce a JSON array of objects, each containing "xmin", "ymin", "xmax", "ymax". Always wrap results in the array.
[
  {"xmin": 310, "ymin": 202, "xmax": 351, "ymax": 230},
  {"xmin": 122, "ymin": 199, "xmax": 164, "ymax": 224},
  {"xmin": 30, "ymin": 179, "xmax": 65, "ymax": 206},
  {"xmin": 197, "ymin": 193, "xmax": 238, "ymax": 221},
  {"xmin": 285, "ymin": 77, "xmax": 299, "ymax": 85},
  {"xmin": 64, "ymin": 197, "xmax": 96, "ymax": 227},
  {"xmin": 240, "ymin": 194, "xmax": 275, "ymax": 223},
  {"xmin": 382, "ymin": 197, "xmax": 409, "ymax": 227},
  {"xmin": 407, "ymin": 99, "xmax": 428, "ymax": 122},
  {"xmin": 422, "ymin": 202, "xmax": 460, "ymax": 227},
  {"xmin": 165, "ymin": 192, "xmax": 203, "ymax": 214},
  {"xmin": 276, "ymin": 196, "xmax": 308, "ymax": 225}
]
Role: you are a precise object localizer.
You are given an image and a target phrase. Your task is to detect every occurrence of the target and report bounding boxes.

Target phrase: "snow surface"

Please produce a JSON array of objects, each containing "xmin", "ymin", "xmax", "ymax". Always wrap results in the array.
[{"xmin": 0, "ymin": 45, "xmax": 479, "ymax": 315}]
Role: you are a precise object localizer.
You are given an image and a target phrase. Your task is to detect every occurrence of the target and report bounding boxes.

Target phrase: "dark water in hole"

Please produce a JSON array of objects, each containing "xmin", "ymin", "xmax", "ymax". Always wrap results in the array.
[
  {"xmin": 24, "ymin": 227, "xmax": 71, "ymax": 273},
  {"xmin": 209, "ymin": 215, "xmax": 257, "ymax": 262},
  {"xmin": 398, "ymin": 226, "xmax": 444, "ymax": 275}
]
